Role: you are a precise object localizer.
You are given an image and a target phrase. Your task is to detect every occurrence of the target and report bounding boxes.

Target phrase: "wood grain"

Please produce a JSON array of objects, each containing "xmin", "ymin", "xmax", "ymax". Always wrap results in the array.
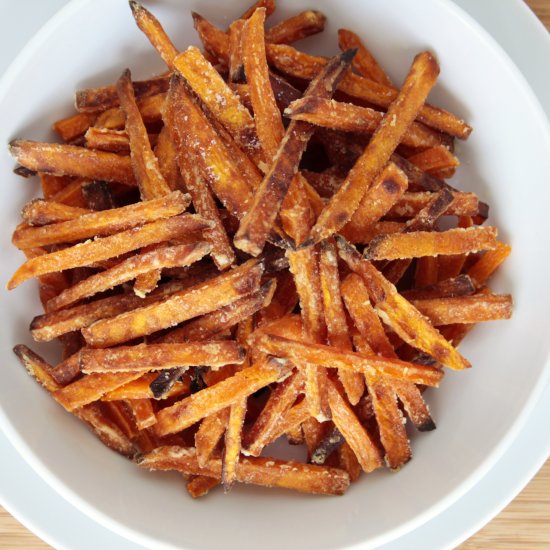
[{"xmin": 1, "ymin": 2, "xmax": 549, "ymax": 549}]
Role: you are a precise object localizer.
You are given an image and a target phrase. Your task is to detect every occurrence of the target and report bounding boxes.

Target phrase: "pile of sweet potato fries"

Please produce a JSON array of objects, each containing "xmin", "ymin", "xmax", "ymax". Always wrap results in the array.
[{"xmin": 8, "ymin": 0, "xmax": 512, "ymax": 497}]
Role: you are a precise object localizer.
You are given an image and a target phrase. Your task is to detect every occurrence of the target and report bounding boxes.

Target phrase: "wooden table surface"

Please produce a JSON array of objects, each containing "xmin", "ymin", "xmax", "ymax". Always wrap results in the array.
[{"xmin": 1, "ymin": 1, "xmax": 549, "ymax": 549}]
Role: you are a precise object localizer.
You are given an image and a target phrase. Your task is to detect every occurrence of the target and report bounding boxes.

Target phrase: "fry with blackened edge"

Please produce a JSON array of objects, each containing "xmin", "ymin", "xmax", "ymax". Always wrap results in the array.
[{"xmin": 265, "ymin": 10, "xmax": 326, "ymax": 44}]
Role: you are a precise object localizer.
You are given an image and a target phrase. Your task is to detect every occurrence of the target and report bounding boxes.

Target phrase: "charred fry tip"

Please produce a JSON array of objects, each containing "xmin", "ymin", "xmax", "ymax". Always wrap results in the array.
[
  {"xmin": 259, "ymin": 277, "xmax": 278, "ymax": 303},
  {"xmin": 128, "ymin": 0, "xmax": 142, "ymax": 15},
  {"xmin": 12, "ymin": 344, "xmax": 26, "ymax": 359},
  {"xmin": 8, "ymin": 139, "xmax": 21, "ymax": 152},
  {"xmin": 341, "ymin": 47, "xmax": 359, "ymax": 64},
  {"xmin": 191, "ymin": 11, "xmax": 203, "ymax": 26},
  {"xmin": 296, "ymin": 237, "xmax": 314, "ymax": 249},
  {"xmin": 13, "ymin": 165, "xmax": 37, "ymax": 178},
  {"xmin": 118, "ymin": 67, "xmax": 132, "ymax": 81},
  {"xmin": 417, "ymin": 418, "xmax": 437, "ymax": 432}
]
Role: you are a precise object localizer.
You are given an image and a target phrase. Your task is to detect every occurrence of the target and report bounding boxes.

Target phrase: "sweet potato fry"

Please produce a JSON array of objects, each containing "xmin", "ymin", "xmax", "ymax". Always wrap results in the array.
[
  {"xmin": 327, "ymin": 380, "xmax": 383, "ymax": 473},
  {"xmin": 267, "ymin": 44, "xmax": 471, "ymax": 139},
  {"xmin": 117, "ymin": 68, "xmax": 171, "ymax": 200},
  {"xmin": 48, "ymin": 178, "xmax": 88, "ymax": 208},
  {"xmin": 243, "ymin": 370, "xmax": 303, "ymax": 456},
  {"xmin": 337, "ymin": 28, "xmax": 393, "ymax": 86},
  {"xmin": 9, "ymin": 140, "xmax": 135, "ymax": 185},
  {"xmin": 76, "ymin": 73, "xmax": 171, "ymax": 113},
  {"xmin": 222, "ymin": 397, "xmax": 247, "ymax": 490},
  {"xmin": 228, "ymin": 19, "xmax": 246, "ymax": 82},
  {"xmin": 386, "ymin": 191, "xmax": 479, "ymax": 219},
  {"xmin": 13, "ymin": 344, "xmax": 60, "ymax": 393},
  {"xmin": 9, "ymin": 213, "xmax": 209, "ymax": 289},
  {"xmin": 307, "ymin": 51, "xmax": 440, "ymax": 245},
  {"xmin": 265, "ymin": 10, "xmax": 326, "ymax": 45},
  {"xmin": 163, "ymin": 74, "xmax": 254, "ymax": 219},
  {"xmin": 242, "ymin": 8, "xmax": 284, "ymax": 164},
  {"xmin": 238, "ymin": 0, "xmax": 276, "ymax": 20},
  {"xmin": 82, "ymin": 259, "xmax": 264, "ymax": 347},
  {"xmin": 401, "ymin": 274, "xmax": 476, "ymax": 300},
  {"xmin": 53, "ymin": 112, "xmax": 97, "ymax": 142},
  {"xmin": 94, "ymin": 93, "xmax": 165, "ymax": 130},
  {"xmin": 80, "ymin": 341, "xmax": 244, "ymax": 374},
  {"xmin": 195, "ymin": 409, "xmax": 230, "ymax": 467},
  {"xmin": 286, "ymin": 97, "xmax": 445, "ymax": 150},
  {"xmin": 415, "ymin": 256, "xmax": 439, "ymax": 287},
  {"xmin": 280, "ymin": 173, "xmax": 316, "ymax": 245},
  {"xmin": 129, "ymin": 1, "xmax": 179, "ymax": 67},
  {"xmin": 12, "ymin": 190, "xmax": 190, "ymax": 249},
  {"xmin": 319, "ymin": 239, "xmax": 364, "ymax": 405},
  {"xmin": 411, "ymin": 294, "xmax": 513, "ymax": 325},
  {"xmin": 233, "ymin": 49, "xmax": 355, "ymax": 256},
  {"xmin": 31, "ymin": 279, "xmax": 190, "ymax": 342},
  {"xmin": 159, "ymin": 278, "xmax": 276, "ymax": 343},
  {"xmin": 337, "ymin": 236, "xmax": 470, "ymax": 370},
  {"xmin": 407, "ymin": 145, "xmax": 459, "ymax": 177},
  {"xmin": 126, "ymin": 398, "xmax": 157, "ymax": 430},
  {"xmin": 155, "ymin": 357, "xmax": 289, "ymax": 436},
  {"xmin": 21, "ymin": 200, "xmax": 91, "ymax": 226},
  {"xmin": 84, "ymin": 127, "xmax": 129, "ymax": 153},
  {"xmin": 54, "ymin": 371, "xmax": 144, "ymax": 412},
  {"xmin": 256, "ymin": 271, "xmax": 298, "ymax": 324},
  {"xmin": 364, "ymin": 226, "xmax": 498, "ymax": 261},
  {"xmin": 101, "ymin": 400, "xmax": 139, "ymax": 440},
  {"xmin": 192, "ymin": 12, "xmax": 230, "ymax": 66},
  {"xmin": 163, "ymin": 76, "xmax": 236, "ymax": 269},
  {"xmin": 186, "ymin": 475, "xmax": 220, "ymax": 498},
  {"xmin": 340, "ymin": 162, "xmax": 408, "ymax": 244},
  {"xmin": 173, "ymin": 47, "xmax": 261, "ymax": 165},
  {"xmin": 467, "ymin": 241, "xmax": 512, "ymax": 287},
  {"xmin": 154, "ymin": 126, "xmax": 182, "ymax": 191},
  {"xmin": 137, "ymin": 446, "xmax": 350, "ymax": 495},
  {"xmin": 253, "ymin": 332, "xmax": 443, "ymax": 386},
  {"xmin": 102, "ymin": 373, "xmax": 189, "ymax": 401},
  {"xmin": 38, "ymin": 174, "xmax": 73, "ymax": 199}
]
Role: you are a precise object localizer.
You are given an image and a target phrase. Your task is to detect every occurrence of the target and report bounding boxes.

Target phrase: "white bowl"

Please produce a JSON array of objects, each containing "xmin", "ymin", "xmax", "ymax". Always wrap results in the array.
[{"xmin": 1, "ymin": 1, "xmax": 549, "ymax": 549}]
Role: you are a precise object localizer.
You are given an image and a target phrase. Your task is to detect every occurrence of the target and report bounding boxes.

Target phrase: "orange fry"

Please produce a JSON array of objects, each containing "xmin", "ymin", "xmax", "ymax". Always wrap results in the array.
[
  {"xmin": 364, "ymin": 226, "xmax": 498, "ymax": 261},
  {"xmin": 85, "ymin": 127, "xmax": 130, "ymax": 154},
  {"xmin": 138, "ymin": 446, "xmax": 350, "ymax": 496},
  {"xmin": 222, "ymin": 397, "xmax": 247, "ymax": 490},
  {"xmin": 186, "ymin": 476, "xmax": 220, "ymax": 498},
  {"xmin": 116, "ymin": 68, "xmax": 171, "ymax": 199},
  {"xmin": 407, "ymin": 145, "xmax": 459, "ymax": 177},
  {"xmin": 53, "ymin": 112, "xmax": 97, "ymax": 142},
  {"xmin": 307, "ymin": 51, "xmax": 440, "ymax": 245},
  {"xmin": 286, "ymin": 97, "xmax": 445, "ymax": 149},
  {"xmin": 9, "ymin": 140, "xmax": 135, "ymax": 185},
  {"xmin": 8, "ymin": 213, "xmax": 210, "ymax": 289},
  {"xmin": 467, "ymin": 241, "xmax": 512, "ymax": 287},
  {"xmin": 196, "ymin": 409, "xmax": 230, "ymax": 468},
  {"xmin": 94, "ymin": 93, "xmax": 165, "ymax": 130},
  {"xmin": 265, "ymin": 10, "xmax": 326, "ymax": 44},
  {"xmin": 234, "ymin": 49, "xmax": 355, "ymax": 256},
  {"xmin": 154, "ymin": 126, "xmax": 182, "ymax": 191},
  {"xmin": 12, "ymin": 190, "xmax": 190, "ymax": 249},
  {"xmin": 228, "ymin": 19, "xmax": 246, "ymax": 82},
  {"xmin": 242, "ymin": 7, "xmax": 284, "ymax": 164},
  {"xmin": 155, "ymin": 357, "xmax": 289, "ymax": 436},
  {"xmin": 337, "ymin": 236, "xmax": 470, "ymax": 370},
  {"xmin": 238, "ymin": 0, "xmax": 276, "ymax": 20},
  {"xmin": 81, "ymin": 259, "xmax": 264, "ymax": 347},
  {"xmin": 337, "ymin": 28, "xmax": 393, "ymax": 86},
  {"xmin": 387, "ymin": 191, "xmax": 479, "ymax": 219},
  {"xmin": 127, "ymin": 398, "xmax": 157, "ymax": 430},
  {"xmin": 80, "ymin": 341, "xmax": 244, "ymax": 374},
  {"xmin": 21, "ymin": 200, "xmax": 91, "ymax": 226},
  {"xmin": 327, "ymin": 380, "xmax": 383, "ymax": 473}
]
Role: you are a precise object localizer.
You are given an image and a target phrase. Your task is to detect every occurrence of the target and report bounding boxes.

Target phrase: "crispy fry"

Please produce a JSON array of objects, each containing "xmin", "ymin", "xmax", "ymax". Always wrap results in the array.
[
  {"xmin": 84, "ymin": 127, "xmax": 130, "ymax": 153},
  {"xmin": 21, "ymin": 200, "xmax": 91, "ymax": 226},
  {"xmin": 155, "ymin": 357, "xmax": 289, "ymax": 436},
  {"xmin": 80, "ymin": 341, "xmax": 244, "ymax": 374},
  {"xmin": 102, "ymin": 373, "xmax": 189, "ymax": 401},
  {"xmin": 340, "ymin": 162, "xmax": 408, "ymax": 244},
  {"xmin": 415, "ymin": 256, "xmax": 439, "ymax": 288},
  {"xmin": 127, "ymin": 398, "xmax": 157, "ymax": 429},
  {"xmin": 280, "ymin": 173, "xmax": 316, "ymax": 245},
  {"xmin": 242, "ymin": 8, "xmax": 284, "ymax": 164},
  {"xmin": 327, "ymin": 380, "xmax": 383, "ymax": 473},
  {"xmin": 53, "ymin": 112, "xmax": 97, "ymax": 142},
  {"xmin": 163, "ymin": 76, "xmax": 236, "ymax": 269},
  {"xmin": 38, "ymin": 174, "xmax": 73, "ymax": 199},
  {"xmin": 228, "ymin": 19, "xmax": 246, "ymax": 82},
  {"xmin": 159, "ymin": 278, "xmax": 276, "ymax": 343},
  {"xmin": 364, "ymin": 226, "xmax": 498, "ymax": 261},
  {"xmin": 319, "ymin": 239, "xmax": 364, "ymax": 405},
  {"xmin": 82, "ymin": 259, "xmax": 264, "ymax": 347},
  {"xmin": 286, "ymin": 97, "xmax": 445, "ymax": 149},
  {"xmin": 138, "ymin": 446, "xmax": 350, "ymax": 496},
  {"xmin": 243, "ymin": 370, "xmax": 303, "ymax": 456},
  {"xmin": 238, "ymin": 0, "xmax": 276, "ymax": 20},
  {"xmin": 13, "ymin": 344, "xmax": 60, "ymax": 393},
  {"xmin": 94, "ymin": 93, "xmax": 165, "ymax": 130},
  {"xmin": 31, "ymin": 279, "xmax": 190, "ymax": 342},
  {"xmin": 411, "ymin": 294, "xmax": 513, "ymax": 325},
  {"xmin": 12, "ymin": 190, "xmax": 190, "ymax": 249},
  {"xmin": 337, "ymin": 236, "xmax": 470, "ymax": 370},
  {"xmin": 337, "ymin": 28, "xmax": 393, "ymax": 86},
  {"xmin": 467, "ymin": 241, "xmax": 512, "ymax": 287},
  {"xmin": 267, "ymin": 44, "xmax": 471, "ymax": 139},
  {"xmin": 117, "ymin": 68, "xmax": 171, "ymax": 200},
  {"xmin": 401, "ymin": 274, "xmax": 476, "ymax": 300},
  {"xmin": 173, "ymin": 47, "xmax": 261, "ymax": 165},
  {"xmin": 307, "ymin": 52, "xmax": 440, "ymax": 244},
  {"xmin": 186, "ymin": 475, "xmax": 220, "ymax": 498},
  {"xmin": 407, "ymin": 145, "xmax": 459, "ymax": 177},
  {"xmin": 256, "ymin": 271, "xmax": 298, "ymax": 324},
  {"xmin": 265, "ymin": 10, "xmax": 326, "ymax": 44},
  {"xmin": 9, "ymin": 140, "xmax": 135, "ymax": 185},
  {"xmin": 234, "ymin": 49, "xmax": 355, "ymax": 256},
  {"xmin": 222, "ymin": 397, "xmax": 247, "ymax": 490},
  {"xmin": 76, "ymin": 73, "xmax": 170, "ymax": 113},
  {"xmin": 48, "ymin": 178, "xmax": 88, "ymax": 208},
  {"xmin": 154, "ymin": 126, "xmax": 182, "ymax": 191},
  {"xmin": 129, "ymin": 0, "xmax": 179, "ymax": 67},
  {"xmin": 54, "ymin": 371, "xmax": 143, "ymax": 412},
  {"xmin": 9, "ymin": 213, "xmax": 209, "ymax": 289},
  {"xmin": 102, "ymin": 400, "xmax": 139, "ymax": 440},
  {"xmin": 386, "ymin": 191, "xmax": 479, "ymax": 219},
  {"xmin": 192, "ymin": 12, "xmax": 230, "ymax": 66},
  {"xmin": 195, "ymin": 409, "xmax": 230, "ymax": 467},
  {"xmin": 254, "ymin": 332, "xmax": 444, "ymax": 386}
]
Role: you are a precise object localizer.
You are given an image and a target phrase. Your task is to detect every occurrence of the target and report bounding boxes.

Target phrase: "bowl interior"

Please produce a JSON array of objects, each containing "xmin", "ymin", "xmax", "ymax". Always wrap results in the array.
[{"xmin": 1, "ymin": 1, "xmax": 549, "ymax": 549}]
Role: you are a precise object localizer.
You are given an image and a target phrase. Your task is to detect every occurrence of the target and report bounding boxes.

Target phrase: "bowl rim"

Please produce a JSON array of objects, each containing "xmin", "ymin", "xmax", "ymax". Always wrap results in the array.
[{"xmin": 0, "ymin": 0, "xmax": 549, "ymax": 548}]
